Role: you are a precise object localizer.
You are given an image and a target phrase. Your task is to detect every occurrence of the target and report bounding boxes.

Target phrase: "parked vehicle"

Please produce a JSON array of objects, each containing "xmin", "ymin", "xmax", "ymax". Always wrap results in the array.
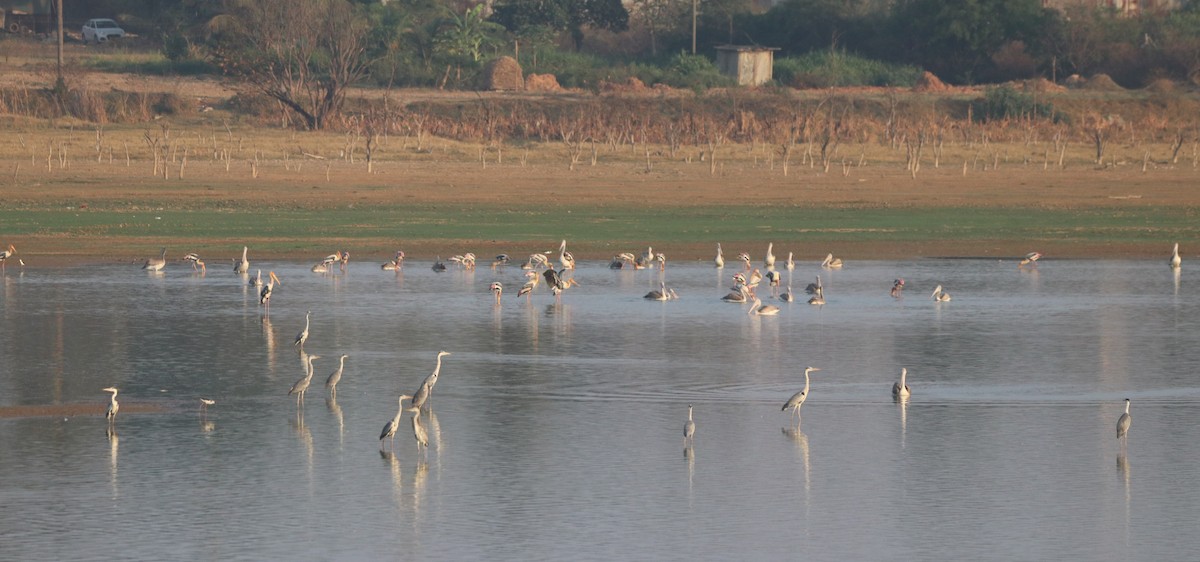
[{"xmin": 81, "ymin": 18, "xmax": 124, "ymax": 43}]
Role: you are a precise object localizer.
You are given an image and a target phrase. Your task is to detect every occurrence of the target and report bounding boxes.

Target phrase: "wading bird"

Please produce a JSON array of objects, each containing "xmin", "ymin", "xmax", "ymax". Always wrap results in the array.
[
  {"xmin": 765, "ymin": 243, "xmax": 776, "ymax": 269},
  {"xmin": 714, "ymin": 243, "xmax": 724, "ymax": 269},
  {"xmin": 382, "ymin": 251, "xmax": 405, "ymax": 270},
  {"xmin": 517, "ymin": 271, "xmax": 539, "ymax": 300},
  {"xmin": 1117, "ymin": 398, "xmax": 1132, "ymax": 442},
  {"xmin": 684, "ymin": 404, "xmax": 696, "ymax": 445},
  {"xmin": 543, "ymin": 269, "xmax": 581, "ymax": 298},
  {"xmin": 379, "ymin": 394, "xmax": 414, "ymax": 450},
  {"xmin": 259, "ymin": 272, "xmax": 281, "ymax": 311},
  {"xmin": 199, "ymin": 398, "xmax": 215, "ymax": 415},
  {"xmin": 490, "ymin": 281, "xmax": 503, "ymax": 304},
  {"xmin": 143, "ymin": 247, "xmax": 167, "ymax": 272},
  {"xmin": 890, "ymin": 278, "xmax": 905, "ymax": 298},
  {"xmin": 737, "ymin": 252, "xmax": 752, "ymax": 270},
  {"xmin": 250, "ymin": 269, "xmax": 262, "ymax": 288},
  {"xmin": 410, "ymin": 351, "xmax": 452, "ymax": 411},
  {"xmin": 294, "ymin": 310, "xmax": 311, "ymax": 349},
  {"xmin": 748, "ymin": 297, "xmax": 780, "ymax": 316},
  {"xmin": 234, "ymin": 246, "xmax": 249, "ymax": 274},
  {"xmin": 559, "ymin": 240, "xmax": 576, "ymax": 270},
  {"xmin": 892, "ymin": 368, "xmax": 911, "ymax": 399},
  {"xmin": 103, "ymin": 387, "xmax": 120, "ymax": 424},
  {"xmin": 411, "ymin": 413, "xmax": 429, "ymax": 458},
  {"xmin": 432, "ymin": 256, "xmax": 447, "ymax": 272},
  {"xmin": 932, "ymin": 284, "xmax": 951, "ymax": 302},
  {"xmin": 805, "ymin": 276, "xmax": 822, "ymax": 295},
  {"xmin": 325, "ymin": 354, "xmax": 349, "ymax": 398},
  {"xmin": 0, "ymin": 244, "xmax": 15, "ymax": 272},
  {"xmin": 1170, "ymin": 243, "xmax": 1182, "ymax": 269},
  {"xmin": 785, "ymin": 252, "xmax": 795, "ymax": 271},
  {"xmin": 644, "ymin": 281, "xmax": 677, "ymax": 301},
  {"xmin": 288, "ymin": 354, "xmax": 320, "ymax": 407},
  {"xmin": 1019, "ymin": 252, "xmax": 1042, "ymax": 268},
  {"xmin": 765, "ymin": 269, "xmax": 782, "ymax": 296},
  {"xmin": 782, "ymin": 367, "xmax": 821, "ymax": 422},
  {"xmin": 183, "ymin": 253, "xmax": 205, "ymax": 271},
  {"xmin": 807, "ymin": 285, "xmax": 825, "ymax": 305}
]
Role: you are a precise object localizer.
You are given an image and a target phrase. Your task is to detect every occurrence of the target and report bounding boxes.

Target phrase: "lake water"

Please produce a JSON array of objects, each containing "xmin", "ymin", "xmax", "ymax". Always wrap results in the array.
[{"xmin": 1, "ymin": 257, "xmax": 1198, "ymax": 560}]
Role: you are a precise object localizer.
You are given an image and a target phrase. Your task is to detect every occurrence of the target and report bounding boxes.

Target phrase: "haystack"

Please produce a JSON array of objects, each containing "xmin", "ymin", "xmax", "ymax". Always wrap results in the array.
[
  {"xmin": 1144, "ymin": 78, "xmax": 1175, "ymax": 93},
  {"xmin": 1018, "ymin": 78, "xmax": 1066, "ymax": 93},
  {"xmin": 1064, "ymin": 74, "xmax": 1086, "ymax": 89},
  {"xmin": 525, "ymin": 73, "xmax": 562, "ymax": 92},
  {"xmin": 912, "ymin": 71, "xmax": 947, "ymax": 92},
  {"xmin": 1084, "ymin": 74, "xmax": 1123, "ymax": 91},
  {"xmin": 481, "ymin": 56, "xmax": 524, "ymax": 91}
]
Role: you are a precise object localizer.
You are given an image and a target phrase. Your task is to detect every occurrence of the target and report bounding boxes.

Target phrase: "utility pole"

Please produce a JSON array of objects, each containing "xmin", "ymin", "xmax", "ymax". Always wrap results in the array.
[
  {"xmin": 55, "ymin": 0, "xmax": 64, "ymax": 91},
  {"xmin": 691, "ymin": 0, "xmax": 697, "ymax": 54}
]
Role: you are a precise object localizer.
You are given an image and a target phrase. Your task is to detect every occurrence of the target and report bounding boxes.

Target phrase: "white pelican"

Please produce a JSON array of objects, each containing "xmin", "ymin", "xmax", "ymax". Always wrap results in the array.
[
  {"xmin": 785, "ymin": 252, "xmax": 795, "ymax": 271},
  {"xmin": 294, "ymin": 310, "xmax": 311, "ymax": 349},
  {"xmin": 199, "ymin": 398, "xmax": 215, "ymax": 414},
  {"xmin": 684, "ymin": 404, "xmax": 696, "ymax": 444},
  {"xmin": 748, "ymin": 297, "xmax": 780, "ymax": 316},
  {"xmin": 288, "ymin": 354, "xmax": 320, "ymax": 406},
  {"xmin": 892, "ymin": 368, "xmax": 911, "ymax": 399},
  {"xmin": 234, "ymin": 246, "xmax": 249, "ymax": 274},
  {"xmin": 747, "ymin": 268, "xmax": 763, "ymax": 290},
  {"xmin": 765, "ymin": 243, "xmax": 776, "ymax": 269},
  {"xmin": 1117, "ymin": 398, "xmax": 1132, "ymax": 442},
  {"xmin": 260, "ymin": 271, "xmax": 281, "ymax": 310},
  {"xmin": 1170, "ymin": 243, "xmax": 1181, "ymax": 269},
  {"xmin": 382, "ymin": 250, "xmax": 405, "ymax": 270},
  {"xmin": 183, "ymin": 253, "xmax": 205, "ymax": 270},
  {"xmin": 737, "ymin": 252, "xmax": 752, "ymax": 270},
  {"xmin": 1019, "ymin": 251, "xmax": 1042, "ymax": 268},
  {"xmin": 722, "ymin": 284, "xmax": 750, "ymax": 303},
  {"xmin": 490, "ymin": 281, "xmax": 503, "ymax": 304},
  {"xmin": 559, "ymin": 240, "xmax": 576, "ymax": 270},
  {"xmin": 311, "ymin": 261, "xmax": 331, "ymax": 273},
  {"xmin": 782, "ymin": 367, "xmax": 821, "ymax": 421},
  {"xmin": 821, "ymin": 253, "xmax": 843, "ymax": 269},
  {"xmin": 250, "ymin": 269, "xmax": 263, "ymax": 288},
  {"xmin": 645, "ymin": 281, "xmax": 673, "ymax": 301},
  {"xmin": 103, "ymin": 387, "xmax": 120, "ymax": 424},
  {"xmin": 890, "ymin": 278, "xmax": 905, "ymax": 298},
  {"xmin": 807, "ymin": 286, "xmax": 825, "ymax": 305},
  {"xmin": 779, "ymin": 285, "xmax": 795, "ymax": 302},
  {"xmin": 0, "ymin": 244, "xmax": 15, "ymax": 272},
  {"xmin": 379, "ymin": 394, "xmax": 414, "ymax": 450},
  {"xmin": 932, "ymin": 284, "xmax": 951, "ymax": 302},
  {"xmin": 805, "ymin": 275, "xmax": 822, "ymax": 295},
  {"xmin": 325, "ymin": 354, "xmax": 349, "ymax": 398},
  {"xmin": 143, "ymin": 247, "xmax": 167, "ymax": 271},
  {"xmin": 715, "ymin": 244, "xmax": 724, "ymax": 269}
]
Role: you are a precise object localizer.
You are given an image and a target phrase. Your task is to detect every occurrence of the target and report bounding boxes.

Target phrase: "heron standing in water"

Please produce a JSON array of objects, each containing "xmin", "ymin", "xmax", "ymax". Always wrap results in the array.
[
  {"xmin": 294, "ymin": 310, "xmax": 311, "ymax": 349},
  {"xmin": 684, "ymin": 404, "xmax": 696, "ymax": 445},
  {"xmin": 410, "ymin": 351, "xmax": 452, "ymax": 411},
  {"xmin": 379, "ymin": 394, "xmax": 414, "ymax": 451},
  {"xmin": 103, "ymin": 387, "xmax": 120, "ymax": 424},
  {"xmin": 288, "ymin": 354, "xmax": 320, "ymax": 407},
  {"xmin": 782, "ymin": 367, "xmax": 821, "ymax": 422},
  {"xmin": 325, "ymin": 354, "xmax": 349, "ymax": 398},
  {"xmin": 1117, "ymin": 398, "xmax": 1132, "ymax": 443}
]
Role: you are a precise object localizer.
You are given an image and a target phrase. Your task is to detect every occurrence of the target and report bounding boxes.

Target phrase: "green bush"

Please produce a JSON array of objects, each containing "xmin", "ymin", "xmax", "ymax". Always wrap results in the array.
[
  {"xmin": 774, "ymin": 51, "xmax": 922, "ymax": 88},
  {"xmin": 970, "ymin": 85, "xmax": 1064, "ymax": 122}
]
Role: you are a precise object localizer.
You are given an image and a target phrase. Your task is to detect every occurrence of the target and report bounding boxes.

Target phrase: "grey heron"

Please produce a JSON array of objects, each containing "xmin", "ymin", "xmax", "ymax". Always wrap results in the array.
[
  {"xmin": 288, "ymin": 354, "xmax": 320, "ymax": 406},
  {"xmin": 143, "ymin": 247, "xmax": 167, "ymax": 272},
  {"xmin": 892, "ymin": 368, "xmax": 911, "ymax": 399},
  {"xmin": 379, "ymin": 394, "xmax": 413, "ymax": 450},
  {"xmin": 684, "ymin": 404, "xmax": 696, "ymax": 444},
  {"xmin": 1170, "ymin": 243, "xmax": 1181, "ymax": 269},
  {"xmin": 103, "ymin": 387, "xmax": 119, "ymax": 424},
  {"xmin": 411, "ymin": 413, "xmax": 429, "ymax": 458},
  {"xmin": 1117, "ymin": 398, "xmax": 1132, "ymax": 442},
  {"xmin": 325, "ymin": 354, "xmax": 349, "ymax": 398},
  {"xmin": 782, "ymin": 367, "xmax": 821, "ymax": 421},
  {"xmin": 294, "ymin": 310, "xmax": 311, "ymax": 349},
  {"xmin": 410, "ymin": 351, "xmax": 452, "ymax": 411}
]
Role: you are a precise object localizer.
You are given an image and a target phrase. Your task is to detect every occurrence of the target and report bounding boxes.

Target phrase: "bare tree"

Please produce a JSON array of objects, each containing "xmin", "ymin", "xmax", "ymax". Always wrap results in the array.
[{"xmin": 213, "ymin": 0, "xmax": 372, "ymax": 130}]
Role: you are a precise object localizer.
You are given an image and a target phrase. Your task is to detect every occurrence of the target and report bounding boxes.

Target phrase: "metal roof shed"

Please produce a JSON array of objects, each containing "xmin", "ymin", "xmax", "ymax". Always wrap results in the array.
[{"xmin": 715, "ymin": 45, "xmax": 779, "ymax": 86}]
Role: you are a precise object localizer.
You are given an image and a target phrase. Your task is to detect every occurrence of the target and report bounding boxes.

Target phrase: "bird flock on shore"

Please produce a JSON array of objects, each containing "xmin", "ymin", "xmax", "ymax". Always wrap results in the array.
[{"xmin": 0, "ymin": 238, "xmax": 1173, "ymax": 460}]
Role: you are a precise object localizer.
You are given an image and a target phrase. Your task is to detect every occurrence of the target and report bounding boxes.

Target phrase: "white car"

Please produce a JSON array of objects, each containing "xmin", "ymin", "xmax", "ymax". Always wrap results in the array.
[{"xmin": 82, "ymin": 19, "xmax": 125, "ymax": 43}]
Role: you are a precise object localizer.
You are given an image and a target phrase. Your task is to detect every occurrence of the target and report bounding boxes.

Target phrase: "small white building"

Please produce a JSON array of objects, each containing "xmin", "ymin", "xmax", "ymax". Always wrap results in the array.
[{"xmin": 715, "ymin": 45, "xmax": 779, "ymax": 87}]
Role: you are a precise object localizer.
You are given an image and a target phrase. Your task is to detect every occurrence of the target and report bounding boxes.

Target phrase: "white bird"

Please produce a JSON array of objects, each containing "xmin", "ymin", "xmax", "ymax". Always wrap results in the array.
[
  {"xmin": 143, "ymin": 247, "xmax": 167, "ymax": 271},
  {"xmin": 490, "ymin": 281, "xmax": 503, "ymax": 304},
  {"xmin": 1170, "ymin": 243, "xmax": 1181, "ymax": 269},
  {"xmin": 0, "ymin": 244, "xmax": 16, "ymax": 272},
  {"xmin": 737, "ymin": 252, "xmax": 752, "ymax": 270},
  {"xmin": 714, "ymin": 243, "xmax": 724, "ymax": 269},
  {"xmin": 785, "ymin": 252, "xmax": 795, "ymax": 271},
  {"xmin": 782, "ymin": 367, "xmax": 821, "ymax": 421},
  {"xmin": 382, "ymin": 250, "xmax": 405, "ymax": 270},
  {"xmin": 645, "ymin": 281, "xmax": 674, "ymax": 301},
  {"xmin": 259, "ymin": 271, "xmax": 281, "ymax": 310},
  {"xmin": 821, "ymin": 253, "xmax": 843, "ymax": 269},
  {"xmin": 103, "ymin": 387, "xmax": 120, "ymax": 424},
  {"xmin": 234, "ymin": 246, "xmax": 249, "ymax": 274},
  {"xmin": 765, "ymin": 242, "xmax": 776, "ymax": 269},
  {"xmin": 379, "ymin": 394, "xmax": 414, "ymax": 450},
  {"xmin": 250, "ymin": 269, "xmax": 262, "ymax": 287},
  {"xmin": 1117, "ymin": 398, "xmax": 1132, "ymax": 442},
  {"xmin": 294, "ymin": 310, "xmax": 311, "ymax": 349},
  {"xmin": 684, "ymin": 404, "xmax": 696, "ymax": 444},
  {"xmin": 932, "ymin": 284, "xmax": 951, "ymax": 302},
  {"xmin": 892, "ymin": 368, "xmax": 911, "ymax": 399},
  {"xmin": 748, "ymin": 297, "xmax": 780, "ymax": 316},
  {"xmin": 199, "ymin": 398, "xmax": 215, "ymax": 414},
  {"xmin": 807, "ymin": 286, "xmax": 825, "ymax": 305},
  {"xmin": 1019, "ymin": 251, "xmax": 1042, "ymax": 268},
  {"xmin": 559, "ymin": 240, "xmax": 575, "ymax": 270},
  {"xmin": 183, "ymin": 253, "xmax": 205, "ymax": 271},
  {"xmin": 325, "ymin": 354, "xmax": 349, "ymax": 398}
]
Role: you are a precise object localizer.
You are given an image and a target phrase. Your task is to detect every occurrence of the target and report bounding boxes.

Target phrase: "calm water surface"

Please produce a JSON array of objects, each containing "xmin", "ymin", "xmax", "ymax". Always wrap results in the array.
[{"xmin": 1, "ymin": 258, "xmax": 1198, "ymax": 560}]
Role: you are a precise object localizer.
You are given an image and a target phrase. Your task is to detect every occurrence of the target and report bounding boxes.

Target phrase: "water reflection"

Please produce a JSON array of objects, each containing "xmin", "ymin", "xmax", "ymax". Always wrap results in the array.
[
  {"xmin": 326, "ymin": 396, "xmax": 344, "ymax": 445},
  {"xmin": 107, "ymin": 425, "xmax": 119, "ymax": 499},
  {"xmin": 782, "ymin": 425, "xmax": 810, "ymax": 496},
  {"xmin": 1118, "ymin": 452, "xmax": 1132, "ymax": 546}
]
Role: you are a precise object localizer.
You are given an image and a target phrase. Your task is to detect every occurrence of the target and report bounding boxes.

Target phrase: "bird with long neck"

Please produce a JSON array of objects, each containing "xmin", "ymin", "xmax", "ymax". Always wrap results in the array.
[
  {"xmin": 379, "ymin": 394, "xmax": 414, "ymax": 450},
  {"xmin": 0, "ymin": 244, "xmax": 15, "ymax": 272},
  {"xmin": 103, "ymin": 387, "xmax": 120, "ymax": 424},
  {"xmin": 143, "ymin": 247, "xmax": 167, "ymax": 271},
  {"xmin": 782, "ymin": 367, "xmax": 821, "ymax": 421},
  {"xmin": 260, "ymin": 271, "xmax": 281, "ymax": 310},
  {"xmin": 1170, "ymin": 243, "xmax": 1182, "ymax": 269},
  {"xmin": 288, "ymin": 354, "xmax": 320, "ymax": 406},
  {"xmin": 411, "ymin": 413, "xmax": 429, "ymax": 458},
  {"xmin": 715, "ymin": 244, "xmax": 724, "ymax": 269},
  {"xmin": 765, "ymin": 243, "xmax": 775, "ymax": 269},
  {"xmin": 294, "ymin": 310, "xmax": 311, "ymax": 349},
  {"xmin": 559, "ymin": 239, "xmax": 575, "ymax": 270},
  {"xmin": 234, "ymin": 246, "xmax": 249, "ymax": 274},
  {"xmin": 748, "ymin": 297, "xmax": 780, "ymax": 316},
  {"xmin": 490, "ymin": 282, "xmax": 503, "ymax": 304},
  {"xmin": 684, "ymin": 404, "xmax": 696, "ymax": 445},
  {"xmin": 1117, "ymin": 398, "xmax": 1132, "ymax": 442},
  {"xmin": 325, "ymin": 354, "xmax": 349, "ymax": 398},
  {"xmin": 892, "ymin": 368, "xmax": 911, "ymax": 399}
]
